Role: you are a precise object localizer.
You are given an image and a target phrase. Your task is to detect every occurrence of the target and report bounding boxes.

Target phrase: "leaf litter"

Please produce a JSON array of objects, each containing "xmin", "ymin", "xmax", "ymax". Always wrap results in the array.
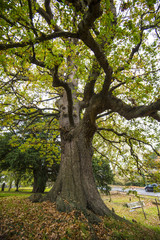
[{"xmin": 0, "ymin": 196, "xmax": 160, "ymax": 239}]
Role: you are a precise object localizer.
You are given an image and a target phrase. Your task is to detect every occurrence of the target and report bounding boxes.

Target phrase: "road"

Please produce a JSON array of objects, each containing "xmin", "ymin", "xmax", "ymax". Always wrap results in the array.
[{"xmin": 111, "ymin": 186, "xmax": 160, "ymax": 197}]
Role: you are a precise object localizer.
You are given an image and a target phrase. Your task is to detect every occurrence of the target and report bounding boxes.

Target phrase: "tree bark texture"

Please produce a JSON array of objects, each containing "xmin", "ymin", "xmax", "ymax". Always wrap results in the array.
[
  {"xmin": 41, "ymin": 68, "xmax": 125, "ymax": 221},
  {"xmin": 47, "ymin": 126, "xmax": 114, "ymax": 217}
]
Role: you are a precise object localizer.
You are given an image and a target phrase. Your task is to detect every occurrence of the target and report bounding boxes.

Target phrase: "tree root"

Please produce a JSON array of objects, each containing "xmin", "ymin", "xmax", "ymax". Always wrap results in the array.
[
  {"xmin": 28, "ymin": 193, "xmax": 43, "ymax": 203},
  {"xmin": 29, "ymin": 194, "xmax": 131, "ymax": 226}
]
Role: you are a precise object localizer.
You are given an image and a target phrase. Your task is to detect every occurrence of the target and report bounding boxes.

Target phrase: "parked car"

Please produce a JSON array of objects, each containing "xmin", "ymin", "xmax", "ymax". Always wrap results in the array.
[{"xmin": 145, "ymin": 183, "xmax": 160, "ymax": 192}]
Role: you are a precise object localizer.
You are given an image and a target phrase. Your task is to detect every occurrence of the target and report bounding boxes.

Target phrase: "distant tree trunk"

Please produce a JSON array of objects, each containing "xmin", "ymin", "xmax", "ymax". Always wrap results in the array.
[
  {"xmin": 15, "ymin": 178, "xmax": 20, "ymax": 192},
  {"xmin": 32, "ymin": 167, "xmax": 48, "ymax": 193},
  {"xmin": 8, "ymin": 181, "xmax": 13, "ymax": 191},
  {"xmin": 1, "ymin": 182, "xmax": 5, "ymax": 191}
]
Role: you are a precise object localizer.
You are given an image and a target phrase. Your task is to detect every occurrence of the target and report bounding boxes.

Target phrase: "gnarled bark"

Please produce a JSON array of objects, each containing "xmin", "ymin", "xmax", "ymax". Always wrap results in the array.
[
  {"xmin": 45, "ymin": 119, "xmax": 116, "ymax": 220},
  {"xmin": 34, "ymin": 79, "xmax": 122, "ymax": 222}
]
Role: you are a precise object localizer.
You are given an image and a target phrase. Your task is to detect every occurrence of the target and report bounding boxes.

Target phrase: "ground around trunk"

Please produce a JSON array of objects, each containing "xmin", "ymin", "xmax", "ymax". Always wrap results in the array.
[{"xmin": 0, "ymin": 195, "xmax": 160, "ymax": 240}]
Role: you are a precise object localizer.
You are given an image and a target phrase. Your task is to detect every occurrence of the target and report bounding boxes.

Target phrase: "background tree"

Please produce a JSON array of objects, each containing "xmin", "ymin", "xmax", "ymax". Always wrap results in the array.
[
  {"xmin": 93, "ymin": 120, "xmax": 160, "ymax": 186},
  {"xmin": 0, "ymin": 131, "xmax": 60, "ymax": 193},
  {"xmin": 0, "ymin": 170, "xmax": 30, "ymax": 191},
  {"xmin": 0, "ymin": 0, "xmax": 160, "ymax": 220},
  {"xmin": 92, "ymin": 157, "xmax": 114, "ymax": 195},
  {"xmin": 143, "ymin": 147, "xmax": 160, "ymax": 183}
]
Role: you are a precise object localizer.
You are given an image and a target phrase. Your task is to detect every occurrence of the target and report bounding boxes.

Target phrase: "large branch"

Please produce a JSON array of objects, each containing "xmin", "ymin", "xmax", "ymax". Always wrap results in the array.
[
  {"xmin": 28, "ymin": 0, "xmax": 38, "ymax": 37},
  {"xmin": 78, "ymin": 0, "xmax": 102, "ymax": 33},
  {"xmin": 79, "ymin": 30, "xmax": 113, "ymax": 95},
  {"xmin": 35, "ymin": 0, "xmax": 61, "ymax": 33},
  {"xmin": 0, "ymin": 31, "xmax": 78, "ymax": 50},
  {"xmin": 51, "ymin": 66, "xmax": 75, "ymax": 127},
  {"xmin": 79, "ymin": 31, "xmax": 112, "ymax": 83},
  {"xmin": 28, "ymin": 52, "xmax": 75, "ymax": 127},
  {"xmin": 44, "ymin": 0, "xmax": 53, "ymax": 19},
  {"xmin": 78, "ymin": 1, "xmax": 115, "ymax": 93},
  {"xmin": 109, "ymin": 95, "xmax": 160, "ymax": 121},
  {"xmin": 57, "ymin": 0, "xmax": 85, "ymax": 12},
  {"xmin": 57, "ymin": 0, "xmax": 101, "ymax": 13},
  {"xmin": 83, "ymin": 59, "xmax": 101, "ymax": 105},
  {"xmin": 33, "ymin": 0, "xmax": 63, "ymax": 34}
]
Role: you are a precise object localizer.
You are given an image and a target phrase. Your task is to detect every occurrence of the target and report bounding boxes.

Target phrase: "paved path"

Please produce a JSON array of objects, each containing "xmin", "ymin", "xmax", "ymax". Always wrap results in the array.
[{"xmin": 111, "ymin": 186, "xmax": 160, "ymax": 197}]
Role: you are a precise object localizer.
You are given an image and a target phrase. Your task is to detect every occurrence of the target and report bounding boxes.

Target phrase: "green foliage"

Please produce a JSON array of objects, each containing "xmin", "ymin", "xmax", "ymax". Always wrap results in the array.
[
  {"xmin": 0, "ymin": 129, "xmax": 60, "ymax": 192},
  {"xmin": 0, "ymin": 132, "xmax": 37, "ymax": 172},
  {"xmin": 92, "ymin": 157, "xmax": 114, "ymax": 194},
  {"xmin": 146, "ymin": 0, "xmax": 157, "ymax": 8},
  {"xmin": 143, "ymin": 147, "xmax": 160, "ymax": 183},
  {"xmin": 0, "ymin": 0, "xmax": 160, "ymax": 206}
]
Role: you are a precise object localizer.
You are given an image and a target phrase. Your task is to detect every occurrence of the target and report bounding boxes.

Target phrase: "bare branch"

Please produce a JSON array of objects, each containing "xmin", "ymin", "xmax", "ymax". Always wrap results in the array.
[
  {"xmin": 97, "ymin": 128, "xmax": 126, "ymax": 137},
  {"xmin": 28, "ymin": 0, "xmax": 38, "ymax": 37},
  {"xmin": 97, "ymin": 127, "xmax": 160, "ymax": 156}
]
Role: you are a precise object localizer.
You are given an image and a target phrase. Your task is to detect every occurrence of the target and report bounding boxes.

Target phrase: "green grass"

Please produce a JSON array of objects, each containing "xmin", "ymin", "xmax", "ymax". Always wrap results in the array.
[
  {"xmin": 102, "ymin": 192, "xmax": 160, "ymax": 233},
  {"xmin": 0, "ymin": 191, "xmax": 31, "ymax": 198},
  {"xmin": 0, "ymin": 186, "xmax": 51, "ymax": 198}
]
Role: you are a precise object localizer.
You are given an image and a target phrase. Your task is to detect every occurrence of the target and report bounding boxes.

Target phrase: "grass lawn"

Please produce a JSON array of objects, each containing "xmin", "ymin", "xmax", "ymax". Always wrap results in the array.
[
  {"xmin": 0, "ymin": 190, "xmax": 160, "ymax": 239},
  {"xmin": 102, "ymin": 191, "xmax": 160, "ymax": 232},
  {"xmin": 0, "ymin": 187, "xmax": 51, "ymax": 197}
]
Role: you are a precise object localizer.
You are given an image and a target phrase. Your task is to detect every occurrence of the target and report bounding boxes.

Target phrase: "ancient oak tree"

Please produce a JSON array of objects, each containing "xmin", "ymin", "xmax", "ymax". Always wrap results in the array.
[{"xmin": 0, "ymin": 0, "xmax": 160, "ymax": 218}]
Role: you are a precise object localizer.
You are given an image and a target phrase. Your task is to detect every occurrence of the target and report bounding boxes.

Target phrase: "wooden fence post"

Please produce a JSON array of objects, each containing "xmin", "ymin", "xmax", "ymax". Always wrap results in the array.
[
  {"xmin": 155, "ymin": 198, "xmax": 160, "ymax": 221},
  {"xmin": 138, "ymin": 196, "xmax": 147, "ymax": 220}
]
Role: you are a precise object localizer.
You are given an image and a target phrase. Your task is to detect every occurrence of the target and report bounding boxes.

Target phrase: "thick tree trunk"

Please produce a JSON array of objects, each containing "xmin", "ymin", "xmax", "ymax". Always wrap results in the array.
[
  {"xmin": 31, "ymin": 88, "xmax": 122, "ymax": 221},
  {"xmin": 46, "ymin": 124, "xmax": 115, "ymax": 218},
  {"xmin": 32, "ymin": 167, "xmax": 48, "ymax": 193}
]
